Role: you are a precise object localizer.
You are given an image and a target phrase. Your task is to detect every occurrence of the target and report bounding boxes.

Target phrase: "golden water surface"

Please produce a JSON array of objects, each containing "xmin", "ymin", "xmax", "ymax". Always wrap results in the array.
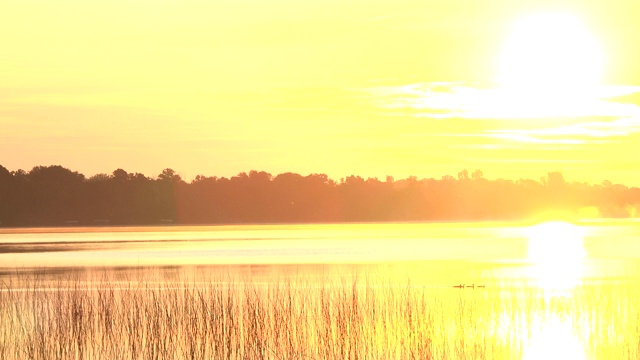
[{"xmin": 1, "ymin": 220, "xmax": 640, "ymax": 359}]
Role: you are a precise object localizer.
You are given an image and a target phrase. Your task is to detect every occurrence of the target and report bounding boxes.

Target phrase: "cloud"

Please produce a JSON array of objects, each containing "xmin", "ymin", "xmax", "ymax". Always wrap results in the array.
[
  {"xmin": 368, "ymin": 82, "xmax": 640, "ymax": 120},
  {"xmin": 419, "ymin": 116, "xmax": 640, "ymax": 147},
  {"xmin": 487, "ymin": 117, "xmax": 640, "ymax": 144},
  {"xmin": 366, "ymin": 81, "xmax": 640, "ymax": 150}
]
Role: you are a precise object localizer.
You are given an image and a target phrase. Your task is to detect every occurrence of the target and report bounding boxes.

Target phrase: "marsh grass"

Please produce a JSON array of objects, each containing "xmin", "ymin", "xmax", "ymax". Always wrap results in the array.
[{"xmin": 1, "ymin": 268, "xmax": 640, "ymax": 359}]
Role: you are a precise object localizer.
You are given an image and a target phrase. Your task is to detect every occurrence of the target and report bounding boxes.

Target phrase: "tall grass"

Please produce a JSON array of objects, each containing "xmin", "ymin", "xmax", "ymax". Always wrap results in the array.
[{"xmin": 1, "ymin": 268, "xmax": 639, "ymax": 359}]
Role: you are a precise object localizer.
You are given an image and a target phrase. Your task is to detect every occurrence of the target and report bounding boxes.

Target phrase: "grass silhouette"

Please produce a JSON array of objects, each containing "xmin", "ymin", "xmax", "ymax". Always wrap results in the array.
[{"xmin": 1, "ymin": 268, "xmax": 639, "ymax": 359}]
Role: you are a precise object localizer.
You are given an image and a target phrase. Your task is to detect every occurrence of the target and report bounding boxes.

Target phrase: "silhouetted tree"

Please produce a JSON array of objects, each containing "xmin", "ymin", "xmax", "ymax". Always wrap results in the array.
[
  {"xmin": 20, "ymin": 166, "xmax": 85, "ymax": 225},
  {"xmin": 3, "ymin": 164, "xmax": 640, "ymax": 226},
  {"xmin": 0, "ymin": 165, "xmax": 12, "ymax": 225}
]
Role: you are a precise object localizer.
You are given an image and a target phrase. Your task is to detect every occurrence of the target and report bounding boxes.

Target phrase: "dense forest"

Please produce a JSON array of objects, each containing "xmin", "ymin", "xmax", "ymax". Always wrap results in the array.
[{"xmin": 0, "ymin": 165, "xmax": 639, "ymax": 227}]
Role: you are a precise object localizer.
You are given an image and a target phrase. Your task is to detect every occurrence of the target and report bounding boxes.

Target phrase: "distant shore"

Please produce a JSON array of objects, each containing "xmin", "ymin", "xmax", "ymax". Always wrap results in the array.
[{"xmin": 1, "ymin": 164, "xmax": 639, "ymax": 227}]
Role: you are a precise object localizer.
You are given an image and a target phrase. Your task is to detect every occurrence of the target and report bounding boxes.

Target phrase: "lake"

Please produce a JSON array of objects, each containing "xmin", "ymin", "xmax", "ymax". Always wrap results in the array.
[
  {"xmin": 2, "ymin": 220, "xmax": 640, "ymax": 359},
  {"xmin": 2, "ymin": 220, "xmax": 640, "ymax": 286}
]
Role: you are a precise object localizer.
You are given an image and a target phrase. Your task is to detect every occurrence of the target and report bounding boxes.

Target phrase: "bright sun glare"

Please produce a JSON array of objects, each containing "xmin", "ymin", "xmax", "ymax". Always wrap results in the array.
[
  {"xmin": 523, "ymin": 317, "xmax": 587, "ymax": 360},
  {"xmin": 497, "ymin": 13, "xmax": 604, "ymax": 93},
  {"xmin": 525, "ymin": 221, "xmax": 587, "ymax": 291}
]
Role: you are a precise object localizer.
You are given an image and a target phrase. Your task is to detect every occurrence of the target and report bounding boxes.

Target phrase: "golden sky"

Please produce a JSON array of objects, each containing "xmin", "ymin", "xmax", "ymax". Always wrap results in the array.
[{"xmin": 2, "ymin": 0, "xmax": 640, "ymax": 184}]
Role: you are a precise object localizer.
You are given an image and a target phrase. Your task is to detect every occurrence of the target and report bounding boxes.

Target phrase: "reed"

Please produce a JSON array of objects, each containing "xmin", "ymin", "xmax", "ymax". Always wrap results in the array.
[{"xmin": 1, "ymin": 269, "xmax": 639, "ymax": 359}]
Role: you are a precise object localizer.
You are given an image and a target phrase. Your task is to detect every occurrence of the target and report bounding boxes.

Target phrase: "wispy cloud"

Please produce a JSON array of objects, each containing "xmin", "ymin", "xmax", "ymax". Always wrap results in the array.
[
  {"xmin": 369, "ymin": 82, "xmax": 640, "ymax": 120},
  {"xmin": 487, "ymin": 117, "xmax": 640, "ymax": 144},
  {"xmin": 393, "ymin": 116, "xmax": 640, "ymax": 146},
  {"xmin": 367, "ymin": 81, "xmax": 640, "ymax": 148}
]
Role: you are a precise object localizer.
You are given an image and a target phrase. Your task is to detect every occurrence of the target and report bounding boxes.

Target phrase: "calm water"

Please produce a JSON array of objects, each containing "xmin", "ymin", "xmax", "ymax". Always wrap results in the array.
[
  {"xmin": 3, "ymin": 221, "xmax": 640, "ymax": 359},
  {"xmin": 2, "ymin": 220, "xmax": 640, "ymax": 287}
]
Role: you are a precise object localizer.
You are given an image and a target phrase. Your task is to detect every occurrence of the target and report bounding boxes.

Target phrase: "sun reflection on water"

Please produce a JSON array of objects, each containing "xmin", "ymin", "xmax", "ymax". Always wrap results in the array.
[
  {"xmin": 523, "ymin": 315, "xmax": 587, "ymax": 360},
  {"xmin": 524, "ymin": 221, "xmax": 587, "ymax": 293}
]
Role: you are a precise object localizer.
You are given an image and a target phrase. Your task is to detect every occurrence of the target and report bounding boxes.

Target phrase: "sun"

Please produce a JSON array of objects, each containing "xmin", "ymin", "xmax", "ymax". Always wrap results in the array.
[
  {"xmin": 496, "ymin": 12, "xmax": 604, "ymax": 93},
  {"xmin": 524, "ymin": 221, "xmax": 587, "ymax": 291}
]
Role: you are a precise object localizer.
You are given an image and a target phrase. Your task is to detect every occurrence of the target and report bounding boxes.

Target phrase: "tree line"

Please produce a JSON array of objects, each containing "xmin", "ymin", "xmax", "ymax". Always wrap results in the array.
[{"xmin": 0, "ymin": 165, "xmax": 639, "ymax": 227}]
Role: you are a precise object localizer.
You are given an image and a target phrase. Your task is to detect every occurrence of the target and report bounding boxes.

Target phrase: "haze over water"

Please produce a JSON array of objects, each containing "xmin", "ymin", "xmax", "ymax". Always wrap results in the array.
[{"xmin": 2, "ymin": 221, "xmax": 639, "ymax": 289}]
